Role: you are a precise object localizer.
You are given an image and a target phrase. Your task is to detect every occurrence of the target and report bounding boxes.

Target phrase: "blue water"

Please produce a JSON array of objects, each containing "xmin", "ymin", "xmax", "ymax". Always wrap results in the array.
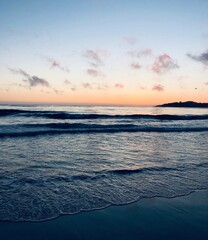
[{"xmin": 0, "ymin": 104, "xmax": 207, "ymax": 221}]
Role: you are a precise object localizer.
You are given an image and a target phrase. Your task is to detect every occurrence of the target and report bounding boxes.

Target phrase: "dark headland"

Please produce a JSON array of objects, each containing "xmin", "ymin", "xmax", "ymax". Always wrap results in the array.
[{"xmin": 156, "ymin": 101, "xmax": 208, "ymax": 108}]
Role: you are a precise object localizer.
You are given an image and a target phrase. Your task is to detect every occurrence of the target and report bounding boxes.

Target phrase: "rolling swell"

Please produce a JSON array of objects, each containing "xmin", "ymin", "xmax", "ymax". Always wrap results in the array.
[
  {"xmin": 72, "ymin": 166, "xmax": 182, "ymax": 179},
  {"xmin": 106, "ymin": 166, "xmax": 180, "ymax": 175},
  {"xmin": 0, "ymin": 124, "xmax": 208, "ymax": 138},
  {"xmin": 1, "ymin": 109, "xmax": 208, "ymax": 120},
  {"xmin": 0, "ymin": 109, "xmax": 26, "ymax": 116}
]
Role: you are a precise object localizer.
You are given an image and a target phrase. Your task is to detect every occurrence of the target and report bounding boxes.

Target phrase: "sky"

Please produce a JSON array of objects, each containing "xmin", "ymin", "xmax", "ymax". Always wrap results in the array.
[{"xmin": 0, "ymin": 0, "xmax": 208, "ymax": 106}]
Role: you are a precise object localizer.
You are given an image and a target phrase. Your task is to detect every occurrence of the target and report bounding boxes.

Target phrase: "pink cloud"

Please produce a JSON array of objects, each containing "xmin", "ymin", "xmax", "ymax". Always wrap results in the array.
[
  {"xmin": 83, "ymin": 82, "xmax": 92, "ymax": 89},
  {"xmin": 115, "ymin": 83, "xmax": 124, "ymax": 88},
  {"xmin": 152, "ymin": 84, "xmax": 164, "ymax": 92},
  {"xmin": 142, "ymin": 48, "xmax": 152, "ymax": 55},
  {"xmin": 152, "ymin": 54, "xmax": 179, "ymax": 74}
]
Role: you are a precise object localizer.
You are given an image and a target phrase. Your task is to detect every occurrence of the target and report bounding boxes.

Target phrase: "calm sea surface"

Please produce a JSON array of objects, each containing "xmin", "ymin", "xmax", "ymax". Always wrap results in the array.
[{"xmin": 0, "ymin": 104, "xmax": 207, "ymax": 221}]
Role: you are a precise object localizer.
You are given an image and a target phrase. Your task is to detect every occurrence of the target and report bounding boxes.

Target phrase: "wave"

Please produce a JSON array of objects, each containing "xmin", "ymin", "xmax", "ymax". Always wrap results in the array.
[
  {"xmin": 0, "ymin": 109, "xmax": 28, "ymax": 116},
  {"xmin": 1, "ymin": 109, "xmax": 208, "ymax": 120},
  {"xmin": 1, "ymin": 123, "xmax": 208, "ymax": 138},
  {"xmin": 106, "ymin": 166, "xmax": 179, "ymax": 175},
  {"xmin": 63, "ymin": 166, "xmax": 180, "ymax": 180}
]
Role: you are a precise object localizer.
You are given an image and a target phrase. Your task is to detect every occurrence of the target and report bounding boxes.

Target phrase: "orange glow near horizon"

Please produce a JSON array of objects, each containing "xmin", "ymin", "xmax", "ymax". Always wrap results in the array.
[{"xmin": 1, "ymin": 85, "xmax": 207, "ymax": 106}]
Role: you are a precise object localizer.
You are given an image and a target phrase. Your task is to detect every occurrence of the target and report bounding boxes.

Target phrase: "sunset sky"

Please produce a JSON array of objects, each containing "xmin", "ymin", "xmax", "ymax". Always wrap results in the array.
[{"xmin": 0, "ymin": 0, "xmax": 208, "ymax": 105}]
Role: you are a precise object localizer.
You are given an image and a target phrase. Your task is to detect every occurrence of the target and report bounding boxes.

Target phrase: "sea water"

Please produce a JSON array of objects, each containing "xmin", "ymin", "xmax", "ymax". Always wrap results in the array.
[{"xmin": 0, "ymin": 104, "xmax": 207, "ymax": 221}]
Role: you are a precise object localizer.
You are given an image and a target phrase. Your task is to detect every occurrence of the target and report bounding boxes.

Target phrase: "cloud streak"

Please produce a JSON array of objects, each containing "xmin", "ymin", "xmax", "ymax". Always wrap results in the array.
[
  {"xmin": 115, "ymin": 83, "xmax": 124, "ymax": 88},
  {"xmin": 9, "ymin": 68, "xmax": 50, "ymax": 87},
  {"xmin": 86, "ymin": 69, "xmax": 103, "ymax": 77},
  {"xmin": 130, "ymin": 62, "xmax": 141, "ymax": 70},
  {"xmin": 83, "ymin": 49, "xmax": 108, "ymax": 77},
  {"xmin": 127, "ymin": 49, "xmax": 152, "ymax": 58},
  {"xmin": 82, "ymin": 49, "xmax": 109, "ymax": 68},
  {"xmin": 187, "ymin": 50, "xmax": 208, "ymax": 67},
  {"xmin": 152, "ymin": 84, "xmax": 164, "ymax": 92},
  {"xmin": 123, "ymin": 36, "xmax": 138, "ymax": 45},
  {"xmin": 64, "ymin": 79, "xmax": 76, "ymax": 91},
  {"xmin": 152, "ymin": 54, "xmax": 179, "ymax": 74},
  {"xmin": 45, "ymin": 57, "xmax": 70, "ymax": 73},
  {"xmin": 83, "ymin": 82, "xmax": 92, "ymax": 89},
  {"xmin": 54, "ymin": 89, "xmax": 64, "ymax": 95},
  {"xmin": 97, "ymin": 83, "xmax": 109, "ymax": 90}
]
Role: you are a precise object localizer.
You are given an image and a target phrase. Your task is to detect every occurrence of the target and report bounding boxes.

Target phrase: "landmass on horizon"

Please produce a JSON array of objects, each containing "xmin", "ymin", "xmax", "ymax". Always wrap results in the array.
[{"xmin": 156, "ymin": 101, "xmax": 208, "ymax": 108}]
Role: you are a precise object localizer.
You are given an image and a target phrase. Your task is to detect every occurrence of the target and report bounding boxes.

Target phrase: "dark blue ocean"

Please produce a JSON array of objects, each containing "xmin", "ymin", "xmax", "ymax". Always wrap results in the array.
[{"xmin": 0, "ymin": 104, "xmax": 207, "ymax": 221}]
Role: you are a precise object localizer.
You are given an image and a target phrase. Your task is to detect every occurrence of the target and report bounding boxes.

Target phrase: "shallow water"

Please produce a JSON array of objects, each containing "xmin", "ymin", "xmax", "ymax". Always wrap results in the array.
[{"xmin": 0, "ymin": 104, "xmax": 208, "ymax": 221}]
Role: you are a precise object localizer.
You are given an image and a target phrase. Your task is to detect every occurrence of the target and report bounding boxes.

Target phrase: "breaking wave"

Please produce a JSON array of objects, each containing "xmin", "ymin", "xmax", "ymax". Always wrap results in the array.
[
  {"xmin": 0, "ymin": 123, "xmax": 208, "ymax": 138},
  {"xmin": 1, "ymin": 109, "xmax": 208, "ymax": 120}
]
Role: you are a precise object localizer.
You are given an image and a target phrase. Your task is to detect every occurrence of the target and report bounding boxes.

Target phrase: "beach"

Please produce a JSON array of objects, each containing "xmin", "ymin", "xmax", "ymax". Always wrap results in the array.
[
  {"xmin": 1, "ymin": 0, "xmax": 208, "ymax": 239},
  {"xmin": 0, "ymin": 190, "xmax": 207, "ymax": 240}
]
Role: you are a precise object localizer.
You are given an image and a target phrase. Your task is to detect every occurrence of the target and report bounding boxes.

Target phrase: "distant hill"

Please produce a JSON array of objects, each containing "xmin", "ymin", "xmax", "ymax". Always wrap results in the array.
[{"xmin": 156, "ymin": 101, "xmax": 208, "ymax": 108}]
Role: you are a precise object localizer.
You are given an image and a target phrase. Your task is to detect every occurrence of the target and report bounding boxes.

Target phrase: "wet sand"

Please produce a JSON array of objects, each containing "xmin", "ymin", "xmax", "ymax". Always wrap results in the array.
[{"xmin": 0, "ymin": 190, "xmax": 207, "ymax": 240}]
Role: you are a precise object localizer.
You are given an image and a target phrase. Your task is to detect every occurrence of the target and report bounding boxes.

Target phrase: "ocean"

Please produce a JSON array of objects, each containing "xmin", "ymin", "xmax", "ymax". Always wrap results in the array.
[{"xmin": 0, "ymin": 104, "xmax": 207, "ymax": 221}]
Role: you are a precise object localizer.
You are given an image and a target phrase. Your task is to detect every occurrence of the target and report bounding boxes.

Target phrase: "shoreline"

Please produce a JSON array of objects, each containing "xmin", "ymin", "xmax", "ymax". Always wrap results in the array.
[
  {"xmin": 0, "ymin": 189, "xmax": 207, "ymax": 240},
  {"xmin": 1, "ymin": 188, "xmax": 207, "ymax": 223}
]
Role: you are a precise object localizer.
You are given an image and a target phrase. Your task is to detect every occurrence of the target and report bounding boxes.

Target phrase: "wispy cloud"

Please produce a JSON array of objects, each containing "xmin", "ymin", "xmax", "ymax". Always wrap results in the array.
[
  {"xmin": 27, "ymin": 76, "xmax": 50, "ymax": 87},
  {"xmin": 152, "ymin": 84, "xmax": 164, "ymax": 91},
  {"xmin": 64, "ymin": 79, "xmax": 71, "ymax": 85},
  {"xmin": 97, "ymin": 83, "xmax": 109, "ymax": 90},
  {"xmin": 12, "ymin": 83, "xmax": 28, "ymax": 89},
  {"xmin": 82, "ymin": 49, "xmax": 109, "ymax": 68},
  {"xmin": 139, "ymin": 85, "xmax": 147, "ymax": 90},
  {"xmin": 127, "ymin": 48, "xmax": 152, "ymax": 58},
  {"xmin": 54, "ymin": 89, "xmax": 64, "ymax": 95},
  {"xmin": 83, "ymin": 50, "xmax": 101, "ymax": 67},
  {"xmin": 8, "ymin": 68, "xmax": 50, "ymax": 87},
  {"xmin": 123, "ymin": 36, "xmax": 138, "ymax": 45},
  {"xmin": 45, "ymin": 57, "xmax": 70, "ymax": 73},
  {"xmin": 177, "ymin": 75, "xmax": 189, "ymax": 81},
  {"xmin": 9, "ymin": 68, "xmax": 29, "ymax": 77},
  {"xmin": 187, "ymin": 50, "xmax": 208, "ymax": 67},
  {"xmin": 130, "ymin": 62, "xmax": 141, "ymax": 70},
  {"xmin": 40, "ymin": 89, "xmax": 50, "ymax": 94},
  {"xmin": 64, "ymin": 79, "xmax": 76, "ymax": 91},
  {"xmin": 86, "ymin": 69, "xmax": 103, "ymax": 77},
  {"xmin": 152, "ymin": 54, "xmax": 179, "ymax": 74},
  {"xmin": 82, "ymin": 49, "xmax": 108, "ymax": 77},
  {"xmin": 115, "ymin": 83, "xmax": 124, "ymax": 89},
  {"xmin": 83, "ymin": 82, "xmax": 92, "ymax": 89}
]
